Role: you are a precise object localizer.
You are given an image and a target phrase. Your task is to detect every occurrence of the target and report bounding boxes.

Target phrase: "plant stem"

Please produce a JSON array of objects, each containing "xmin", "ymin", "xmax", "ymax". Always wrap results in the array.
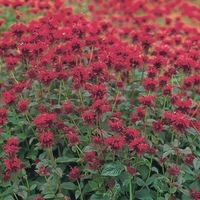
[
  {"xmin": 44, "ymin": 176, "xmax": 55, "ymax": 196},
  {"xmin": 75, "ymin": 144, "xmax": 84, "ymax": 156},
  {"xmin": 48, "ymin": 148, "xmax": 56, "ymax": 168},
  {"xmin": 78, "ymin": 90, "xmax": 84, "ymax": 107},
  {"xmin": 129, "ymin": 178, "xmax": 133, "ymax": 200},
  {"xmin": 77, "ymin": 180, "xmax": 84, "ymax": 200}
]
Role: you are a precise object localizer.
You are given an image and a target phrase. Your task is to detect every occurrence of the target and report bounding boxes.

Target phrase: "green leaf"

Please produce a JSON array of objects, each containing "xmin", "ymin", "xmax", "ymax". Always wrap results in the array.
[
  {"xmin": 4, "ymin": 196, "xmax": 15, "ymax": 200},
  {"xmin": 52, "ymin": 167, "xmax": 63, "ymax": 177},
  {"xmin": 146, "ymin": 174, "xmax": 159, "ymax": 185},
  {"xmin": 56, "ymin": 157, "xmax": 78, "ymax": 163},
  {"xmin": 193, "ymin": 158, "xmax": 200, "ymax": 171},
  {"xmin": 136, "ymin": 177, "xmax": 147, "ymax": 187},
  {"xmin": 61, "ymin": 182, "xmax": 78, "ymax": 190},
  {"xmin": 162, "ymin": 149, "xmax": 175, "ymax": 158},
  {"xmin": 30, "ymin": 184, "xmax": 37, "ymax": 191},
  {"xmin": 89, "ymin": 194, "xmax": 109, "ymax": 200},
  {"xmin": 138, "ymin": 166, "xmax": 149, "ymax": 180},
  {"xmin": 17, "ymin": 190, "xmax": 28, "ymax": 199},
  {"xmin": 56, "ymin": 193, "xmax": 64, "ymax": 198},
  {"xmin": 135, "ymin": 189, "xmax": 152, "ymax": 199},
  {"xmin": 75, "ymin": 190, "xmax": 81, "ymax": 199},
  {"xmin": 43, "ymin": 194, "xmax": 56, "ymax": 199},
  {"xmin": 88, "ymin": 181, "xmax": 98, "ymax": 189},
  {"xmin": 101, "ymin": 161, "xmax": 124, "ymax": 177}
]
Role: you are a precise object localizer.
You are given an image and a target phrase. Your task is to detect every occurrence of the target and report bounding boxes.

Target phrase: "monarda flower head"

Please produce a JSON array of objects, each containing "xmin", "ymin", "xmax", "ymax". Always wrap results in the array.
[
  {"xmin": 38, "ymin": 132, "xmax": 54, "ymax": 148},
  {"xmin": 104, "ymin": 136, "xmax": 125, "ymax": 152},
  {"xmin": 84, "ymin": 151, "xmax": 101, "ymax": 169},
  {"xmin": 1, "ymin": 89, "xmax": 16, "ymax": 105},
  {"xmin": 3, "ymin": 156, "xmax": 22, "ymax": 172},
  {"xmin": 0, "ymin": 107, "xmax": 7, "ymax": 126},
  {"xmin": 3, "ymin": 137, "xmax": 20, "ymax": 156},
  {"xmin": 38, "ymin": 70, "xmax": 55, "ymax": 86},
  {"xmin": 89, "ymin": 84, "xmax": 106, "ymax": 100},
  {"xmin": 166, "ymin": 166, "xmax": 180, "ymax": 176},
  {"xmin": 138, "ymin": 94, "xmax": 155, "ymax": 108},
  {"xmin": 17, "ymin": 99, "xmax": 29, "ymax": 113},
  {"xmin": 34, "ymin": 113, "xmax": 56, "ymax": 130},
  {"xmin": 163, "ymin": 111, "xmax": 191, "ymax": 133},
  {"xmin": 68, "ymin": 166, "xmax": 82, "ymax": 181}
]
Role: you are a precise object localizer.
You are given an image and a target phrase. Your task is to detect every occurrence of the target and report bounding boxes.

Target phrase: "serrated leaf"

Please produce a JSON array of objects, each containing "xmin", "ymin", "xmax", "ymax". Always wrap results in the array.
[{"xmin": 101, "ymin": 161, "xmax": 124, "ymax": 177}]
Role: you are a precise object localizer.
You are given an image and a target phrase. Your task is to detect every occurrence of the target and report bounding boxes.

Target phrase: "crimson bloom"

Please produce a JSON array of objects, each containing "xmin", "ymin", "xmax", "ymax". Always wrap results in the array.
[
  {"xmin": 68, "ymin": 166, "xmax": 81, "ymax": 181},
  {"xmin": 3, "ymin": 137, "xmax": 20, "ymax": 156},
  {"xmin": 38, "ymin": 132, "xmax": 54, "ymax": 148},
  {"xmin": 166, "ymin": 166, "xmax": 180, "ymax": 176}
]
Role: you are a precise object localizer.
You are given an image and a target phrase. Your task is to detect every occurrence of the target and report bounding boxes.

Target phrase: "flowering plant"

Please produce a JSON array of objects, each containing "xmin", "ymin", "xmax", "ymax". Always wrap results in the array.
[{"xmin": 0, "ymin": 0, "xmax": 200, "ymax": 200}]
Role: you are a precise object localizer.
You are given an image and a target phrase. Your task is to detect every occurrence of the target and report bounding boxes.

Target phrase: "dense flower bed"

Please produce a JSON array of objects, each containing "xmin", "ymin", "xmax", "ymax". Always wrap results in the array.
[{"xmin": 0, "ymin": 0, "xmax": 200, "ymax": 200}]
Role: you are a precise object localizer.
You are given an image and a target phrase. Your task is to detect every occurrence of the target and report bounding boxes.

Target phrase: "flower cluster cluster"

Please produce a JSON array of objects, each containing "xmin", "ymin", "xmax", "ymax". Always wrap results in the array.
[{"xmin": 0, "ymin": 0, "xmax": 199, "ymax": 199}]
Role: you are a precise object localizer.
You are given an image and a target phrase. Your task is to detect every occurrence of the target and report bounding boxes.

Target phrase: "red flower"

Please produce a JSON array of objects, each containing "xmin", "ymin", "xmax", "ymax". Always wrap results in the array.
[
  {"xmin": 2, "ymin": 171, "xmax": 11, "ymax": 182},
  {"xmin": 138, "ymin": 95, "xmax": 155, "ymax": 108},
  {"xmin": 35, "ymin": 165, "xmax": 50, "ymax": 176},
  {"xmin": 104, "ymin": 136, "xmax": 125, "ymax": 152},
  {"xmin": 162, "ymin": 84, "xmax": 173, "ymax": 96},
  {"xmin": 72, "ymin": 65, "xmax": 88, "ymax": 90},
  {"xmin": 89, "ymin": 84, "xmax": 106, "ymax": 100},
  {"xmin": 84, "ymin": 151, "xmax": 101, "ymax": 169},
  {"xmin": 4, "ymin": 57, "xmax": 19, "ymax": 71},
  {"xmin": 166, "ymin": 166, "xmax": 180, "ymax": 176},
  {"xmin": 92, "ymin": 135, "xmax": 103, "ymax": 145},
  {"xmin": 11, "ymin": 23, "xmax": 27, "ymax": 37},
  {"xmin": 128, "ymin": 136, "xmax": 149, "ymax": 155},
  {"xmin": 183, "ymin": 154, "xmax": 195, "ymax": 166},
  {"xmin": 17, "ymin": 99, "xmax": 29, "ymax": 113},
  {"xmin": 62, "ymin": 101, "xmax": 74, "ymax": 114},
  {"xmin": 163, "ymin": 111, "xmax": 190, "ymax": 132},
  {"xmin": 0, "ymin": 107, "xmax": 7, "ymax": 125},
  {"xmin": 68, "ymin": 166, "xmax": 81, "ymax": 181},
  {"xmin": 107, "ymin": 119, "xmax": 124, "ymax": 133},
  {"xmin": 82, "ymin": 111, "xmax": 95, "ymax": 125},
  {"xmin": 143, "ymin": 78, "xmax": 158, "ymax": 91},
  {"xmin": 38, "ymin": 132, "xmax": 54, "ymax": 148},
  {"xmin": 38, "ymin": 70, "xmax": 55, "ymax": 86},
  {"xmin": 3, "ymin": 157, "xmax": 21, "ymax": 172},
  {"xmin": 34, "ymin": 113, "xmax": 56, "ymax": 130},
  {"xmin": 34, "ymin": 195, "xmax": 45, "ymax": 200},
  {"xmin": 190, "ymin": 188, "xmax": 200, "ymax": 200},
  {"xmin": 3, "ymin": 137, "xmax": 20, "ymax": 156},
  {"xmin": 65, "ymin": 130, "xmax": 80, "ymax": 146},
  {"xmin": 92, "ymin": 99, "xmax": 110, "ymax": 115},
  {"xmin": 2, "ymin": 90, "xmax": 16, "ymax": 105},
  {"xmin": 175, "ymin": 98, "xmax": 192, "ymax": 113},
  {"xmin": 152, "ymin": 120, "xmax": 164, "ymax": 133}
]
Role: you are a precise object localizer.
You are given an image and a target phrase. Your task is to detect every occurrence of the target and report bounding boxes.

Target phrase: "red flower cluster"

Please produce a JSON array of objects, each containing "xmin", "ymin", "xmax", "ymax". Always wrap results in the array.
[
  {"xmin": 68, "ymin": 166, "xmax": 82, "ymax": 181},
  {"xmin": 84, "ymin": 151, "xmax": 101, "ymax": 169},
  {"xmin": 2, "ymin": 137, "xmax": 23, "ymax": 182}
]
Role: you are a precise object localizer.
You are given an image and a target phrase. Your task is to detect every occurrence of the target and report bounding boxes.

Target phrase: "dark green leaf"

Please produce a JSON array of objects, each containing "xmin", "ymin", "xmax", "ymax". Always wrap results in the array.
[
  {"xmin": 61, "ymin": 182, "xmax": 78, "ymax": 190},
  {"xmin": 43, "ymin": 194, "xmax": 56, "ymax": 199},
  {"xmin": 101, "ymin": 161, "xmax": 124, "ymax": 177}
]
